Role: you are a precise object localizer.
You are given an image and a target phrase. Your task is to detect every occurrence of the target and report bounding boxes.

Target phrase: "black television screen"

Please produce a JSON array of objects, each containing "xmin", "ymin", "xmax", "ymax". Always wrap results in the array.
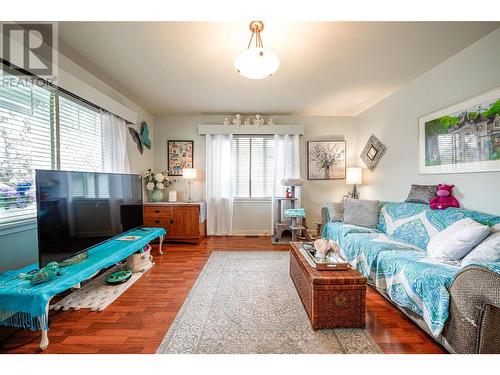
[{"xmin": 35, "ymin": 170, "xmax": 143, "ymax": 268}]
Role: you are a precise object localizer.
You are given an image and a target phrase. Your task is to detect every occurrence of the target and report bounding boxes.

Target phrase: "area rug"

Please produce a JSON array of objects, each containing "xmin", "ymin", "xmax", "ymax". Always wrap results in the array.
[
  {"xmin": 157, "ymin": 251, "xmax": 382, "ymax": 354},
  {"xmin": 50, "ymin": 263, "xmax": 153, "ymax": 312}
]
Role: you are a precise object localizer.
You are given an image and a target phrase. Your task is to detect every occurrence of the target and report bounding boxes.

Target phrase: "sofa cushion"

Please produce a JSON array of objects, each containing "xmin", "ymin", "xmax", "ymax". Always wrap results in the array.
[
  {"xmin": 427, "ymin": 218, "xmax": 491, "ymax": 261},
  {"xmin": 461, "ymin": 231, "xmax": 500, "ymax": 267},
  {"xmin": 377, "ymin": 202, "xmax": 500, "ymax": 250},
  {"xmin": 325, "ymin": 202, "xmax": 343, "ymax": 222},
  {"xmin": 343, "ymin": 198, "xmax": 380, "ymax": 228},
  {"xmin": 405, "ymin": 184, "xmax": 437, "ymax": 204}
]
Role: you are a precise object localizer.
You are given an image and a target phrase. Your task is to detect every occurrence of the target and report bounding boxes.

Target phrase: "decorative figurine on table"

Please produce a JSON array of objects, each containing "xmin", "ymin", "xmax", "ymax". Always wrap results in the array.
[
  {"xmin": 223, "ymin": 117, "xmax": 230, "ymax": 126},
  {"xmin": 267, "ymin": 118, "xmax": 275, "ymax": 125},
  {"xmin": 18, "ymin": 262, "xmax": 60, "ymax": 285},
  {"xmin": 285, "ymin": 187, "xmax": 292, "ymax": 198},
  {"xmin": 244, "ymin": 117, "xmax": 251, "ymax": 125}
]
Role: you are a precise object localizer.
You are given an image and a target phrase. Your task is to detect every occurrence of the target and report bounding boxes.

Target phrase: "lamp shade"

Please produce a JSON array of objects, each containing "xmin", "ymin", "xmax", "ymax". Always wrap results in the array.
[
  {"xmin": 182, "ymin": 168, "xmax": 197, "ymax": 179},
  {"xmin": 346, "ymin": 167, "xmax": 362, "ymax": 185},
  {"xmin": 234, "ymin": 47, "xmax": 280, "ymax": 80}
]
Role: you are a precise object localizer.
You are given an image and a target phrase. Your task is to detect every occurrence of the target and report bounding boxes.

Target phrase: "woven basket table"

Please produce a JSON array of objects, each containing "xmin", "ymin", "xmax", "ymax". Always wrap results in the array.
[{"xmin": 289, "ymin": 242, "xmax": 367, "ymax": 329}]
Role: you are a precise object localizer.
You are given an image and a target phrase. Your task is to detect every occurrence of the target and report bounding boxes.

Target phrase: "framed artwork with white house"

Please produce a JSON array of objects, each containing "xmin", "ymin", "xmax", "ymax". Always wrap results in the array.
[
  {"xmin": 307, "ymin": 141, "xmax": 346, "ymax": 180},
  {"xmin": 419, "ymin": 87, "xmax": 500, "ymax": 174}
]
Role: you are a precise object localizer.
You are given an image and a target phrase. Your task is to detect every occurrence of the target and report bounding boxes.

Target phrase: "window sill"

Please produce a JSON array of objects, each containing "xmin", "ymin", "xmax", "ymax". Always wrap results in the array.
[
  {"xmin": 233, "ymin": 197, "xmax": 272, "ymax": 203},
  {"xmin": 0, "ymin": 218, "xmax": 37, "ymax": 236}
]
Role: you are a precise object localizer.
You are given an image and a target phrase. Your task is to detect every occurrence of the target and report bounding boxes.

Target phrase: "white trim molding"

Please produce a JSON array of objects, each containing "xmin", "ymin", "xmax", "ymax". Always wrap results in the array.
[{"xmin": 198, "ymin": 124, "xmax": 304, "ymax": 135}]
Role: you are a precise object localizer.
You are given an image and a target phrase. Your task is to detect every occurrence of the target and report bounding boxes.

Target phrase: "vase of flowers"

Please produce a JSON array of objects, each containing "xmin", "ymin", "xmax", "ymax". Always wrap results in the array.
[{"xmin": 142, "ymin": 169, "xmax": 175, "ymax": 203}]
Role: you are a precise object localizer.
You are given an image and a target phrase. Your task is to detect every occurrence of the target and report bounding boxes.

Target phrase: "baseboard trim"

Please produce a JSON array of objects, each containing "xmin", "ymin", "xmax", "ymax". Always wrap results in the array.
[{"xmin": 231, "ymin": 230, "xmax": 272, "ymax": 236}]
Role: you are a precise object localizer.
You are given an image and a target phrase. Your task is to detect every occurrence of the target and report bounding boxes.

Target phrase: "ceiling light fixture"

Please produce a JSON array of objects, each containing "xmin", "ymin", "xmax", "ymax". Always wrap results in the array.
[{"xmin": 234, "ymin": 21, "xmax": 280, "ymax": 80}]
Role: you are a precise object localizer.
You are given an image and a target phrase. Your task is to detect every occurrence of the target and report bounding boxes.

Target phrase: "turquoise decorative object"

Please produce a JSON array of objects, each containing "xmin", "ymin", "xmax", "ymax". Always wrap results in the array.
[
  {"xmin": 57, "ymin": 252, "xmax": 88, "ymax": 267},
  {"xmin": 150, "ymin": 189, "xmax": 163, "ymax": 202},
  {"xmin": 128, "ymin": 121, "xmax": 152, "ymax": 154},
  {"xmin": 18, "ymin": 262, "xmax": 59, "ymax": 285},
  {"xmin": 284, "ymin": 208, "xmax": 305, "ymax": 218}
]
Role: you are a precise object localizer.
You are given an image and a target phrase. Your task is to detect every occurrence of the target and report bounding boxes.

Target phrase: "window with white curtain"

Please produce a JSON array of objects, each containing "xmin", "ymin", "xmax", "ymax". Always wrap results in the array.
[
  {"xmin": 0, "ymin": 65, "xmax": 111, "ymax": 225},
  {"xmin": 231, "ymin": 135, "xmax": 274, "ymax": 198}
]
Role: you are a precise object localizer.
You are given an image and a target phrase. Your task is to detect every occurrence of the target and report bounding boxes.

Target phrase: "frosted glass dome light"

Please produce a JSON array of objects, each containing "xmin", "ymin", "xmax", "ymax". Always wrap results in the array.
[
  {"xmin": 234, "ymin": 21, "xmax": 279, "ymax": 80},
  {"xmin": 234, "ymin": 47, "xmax": 280, "ymax": 79}
]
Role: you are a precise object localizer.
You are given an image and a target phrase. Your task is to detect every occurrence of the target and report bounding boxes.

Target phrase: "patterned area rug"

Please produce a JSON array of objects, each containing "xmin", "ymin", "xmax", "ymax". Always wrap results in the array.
[{"xmin": 157, "ymin": 251, "xmax": 382, "ymax": 354}]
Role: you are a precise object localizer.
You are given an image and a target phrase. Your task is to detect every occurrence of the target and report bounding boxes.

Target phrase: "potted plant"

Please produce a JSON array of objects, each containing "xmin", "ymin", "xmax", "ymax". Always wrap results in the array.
[{"xmin": 142, "ymin": 169, "xmax": 175, "ymax": 202}]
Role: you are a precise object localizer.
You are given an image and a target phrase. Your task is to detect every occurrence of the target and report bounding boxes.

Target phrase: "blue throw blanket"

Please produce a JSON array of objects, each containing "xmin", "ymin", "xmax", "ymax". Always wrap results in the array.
[
  {"xmin": 324, "ymin": 208, "xmax": 500, "ymax": 337},
  {"xmin": 0, "ymin": 227, "xmax": 165, "ymax": 331}
]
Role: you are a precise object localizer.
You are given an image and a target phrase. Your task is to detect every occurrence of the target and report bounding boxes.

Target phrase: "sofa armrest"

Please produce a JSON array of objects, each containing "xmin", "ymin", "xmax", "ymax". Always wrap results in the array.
[
  {"xmin": 321, "ymin": 207, "xmax": 330, "ymax": 227},
  {"xmin": 444, "ymin": 265, "xmax": 500, "ymax": 353}
]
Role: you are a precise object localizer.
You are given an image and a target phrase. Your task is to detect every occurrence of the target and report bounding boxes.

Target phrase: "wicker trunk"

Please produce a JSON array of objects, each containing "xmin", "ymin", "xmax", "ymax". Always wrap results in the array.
[{"xmin": 289, "ymin": 242, "xmax": 366, "ymax": 329}]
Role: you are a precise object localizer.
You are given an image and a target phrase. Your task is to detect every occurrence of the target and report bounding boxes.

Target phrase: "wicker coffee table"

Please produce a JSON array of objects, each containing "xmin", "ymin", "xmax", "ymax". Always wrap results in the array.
[{"xmin": 289, "ymin": 242, "xmax": 367, "ymax": 329}]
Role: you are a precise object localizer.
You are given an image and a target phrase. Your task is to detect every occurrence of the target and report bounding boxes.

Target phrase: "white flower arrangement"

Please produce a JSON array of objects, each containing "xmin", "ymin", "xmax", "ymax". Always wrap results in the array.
[
  {"xmin": 143, "ymin": 169, "xmax": 175, "ymax": 191},
  {"xmin": 313, "ymin": 238, "xmax": 338, "ymax": 259}
]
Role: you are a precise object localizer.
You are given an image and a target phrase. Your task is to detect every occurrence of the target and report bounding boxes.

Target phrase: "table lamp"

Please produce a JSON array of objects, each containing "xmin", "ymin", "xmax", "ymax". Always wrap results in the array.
[
  {"xmin": 346, "ymin": 167, "xmax": 362, "ymax": 199},
  {"xmin": 182, "ymin": 168, "xmax": 197, "ymax": 203}
]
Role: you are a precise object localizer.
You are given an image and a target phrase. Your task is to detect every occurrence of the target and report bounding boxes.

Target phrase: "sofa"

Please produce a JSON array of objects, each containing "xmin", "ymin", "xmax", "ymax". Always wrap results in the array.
[{"xmin": 321, "ymin": 201, "xmax": 500, "ymax": 354}]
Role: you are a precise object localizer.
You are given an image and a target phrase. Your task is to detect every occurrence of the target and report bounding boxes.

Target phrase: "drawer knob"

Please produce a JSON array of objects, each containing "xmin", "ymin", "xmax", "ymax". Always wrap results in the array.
[
  {"xmin": 154, "ymin": 220, "xmax": 160, "ymax": 224},
  {"xmin": 334, "ymin": 294, "xmax": 347, "ymax": 307},
  {"xmin": 154, "ymin": 210, "xmax": 160, "ymax": 213}
]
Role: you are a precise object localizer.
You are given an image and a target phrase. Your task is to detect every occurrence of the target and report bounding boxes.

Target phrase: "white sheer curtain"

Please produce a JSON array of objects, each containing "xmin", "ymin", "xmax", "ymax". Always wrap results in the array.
[
  {"xmin": 101, "ymin": 110, "xmax": 130, "ymax": 173},
  {"xmin": 206, "ymin": 134, "xmax": 233, "ymax": 235},
  {"xmin": 272, "ymin": 134, "xmax": 301, "ymax": 233}
]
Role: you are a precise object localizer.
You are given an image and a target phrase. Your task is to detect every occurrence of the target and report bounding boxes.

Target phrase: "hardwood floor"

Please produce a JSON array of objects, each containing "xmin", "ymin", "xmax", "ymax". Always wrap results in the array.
[{"xmin": 0, "ymin": 236, "xmax": 446, "ymax": 354}]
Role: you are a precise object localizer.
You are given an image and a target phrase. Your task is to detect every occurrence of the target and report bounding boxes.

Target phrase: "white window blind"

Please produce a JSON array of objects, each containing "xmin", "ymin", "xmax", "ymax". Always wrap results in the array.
[
  {"xmin": 59, "ymin": 94, "xmax": 103, "ymax": 172},
  {"xmin": 0, "ymin": 64, "xmax": 112, "ymax": 225},
  {"xmin": 0, "ymin": 69, "xmax": 55, "ymax": 224},
  {"xmin": 232, "ymin": 135, "xmax": 274, "ymax": 198}
]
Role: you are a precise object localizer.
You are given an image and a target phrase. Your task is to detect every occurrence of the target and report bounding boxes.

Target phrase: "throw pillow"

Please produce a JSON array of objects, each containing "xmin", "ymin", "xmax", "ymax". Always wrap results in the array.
[
  {"xmin": 460, "ymin": 231, "xmax": 500, "ymax": 267},
  {"xmin": 427, "ymin": 218, "xmax": 491, "ymax": 261},
  {"xmin": 326, "ymin": 202, "xmax": 343, "ymax": 222},
  {"xmin": 343, "ymin": 198, "xmax": 380, "ymax": 228},
  {"xmin": 405, "ymin": 184, "xmax": 438, "ymax": 204}
]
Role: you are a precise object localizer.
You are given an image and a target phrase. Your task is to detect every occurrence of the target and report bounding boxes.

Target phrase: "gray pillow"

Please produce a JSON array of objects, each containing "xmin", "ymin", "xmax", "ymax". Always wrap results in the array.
[
  {"xmin": 405, "ymin": 184, "xmax": 437, "ymax": 204},
  {"xmin": 326, "ymin": 202, "xmax": 343, "ymax": 222},
  {"xmin": 343, "ymin": 198, "xmax": 380, "ymax": 228}
]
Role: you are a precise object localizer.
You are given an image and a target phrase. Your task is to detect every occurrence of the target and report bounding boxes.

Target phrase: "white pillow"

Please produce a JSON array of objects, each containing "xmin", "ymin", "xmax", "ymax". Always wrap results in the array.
[
  {"xmin": 427, "ymin": 218, "xmax": 491, "ymax": 261},
  {"xmin": 460, "ymin": 231, "xmax": 500, "ymax": 267}
]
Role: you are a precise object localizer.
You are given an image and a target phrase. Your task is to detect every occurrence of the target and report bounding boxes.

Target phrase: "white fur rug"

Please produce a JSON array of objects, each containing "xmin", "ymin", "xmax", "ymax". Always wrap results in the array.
[{"xmin": 50, "ymin": 263, "xmax": 153, "ymax": 312}]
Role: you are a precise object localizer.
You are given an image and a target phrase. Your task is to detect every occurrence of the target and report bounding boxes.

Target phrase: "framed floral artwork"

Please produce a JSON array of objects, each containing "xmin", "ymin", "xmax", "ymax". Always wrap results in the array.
[
  {"xmin": 167, "ymin": 140, "xmax": 194, "ymax": 176},
  {"xmin": 307, "ymin": 141, "xmax": 346, "ymax": 180}
]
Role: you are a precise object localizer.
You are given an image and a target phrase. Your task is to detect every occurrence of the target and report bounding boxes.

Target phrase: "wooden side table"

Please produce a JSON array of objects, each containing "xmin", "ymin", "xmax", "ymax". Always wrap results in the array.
[{"xmin": 289, "ymin": 242, "xmax": 366, "ymax": 329}]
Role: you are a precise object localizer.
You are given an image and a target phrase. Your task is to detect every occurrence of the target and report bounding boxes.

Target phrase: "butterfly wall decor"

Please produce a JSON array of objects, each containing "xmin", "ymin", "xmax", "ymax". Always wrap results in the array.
[{"xmin": 128, "ymin": 121, "xmax": 152, "ymax": 154}]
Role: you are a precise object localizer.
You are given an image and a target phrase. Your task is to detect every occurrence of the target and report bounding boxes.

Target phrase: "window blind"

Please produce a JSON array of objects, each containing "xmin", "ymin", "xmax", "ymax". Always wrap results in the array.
[
  {"xmin": 0, "ymin": 69, "xmax": 55, "ymax": 224},
  {"xmin": 232, "ymin": 135, "xmax": 274, "ymax": 198},
  {"xmin": 0, "ymin": 64, "xmax": 111, "ymax": 225},
  {"xmin": 59, "ymin": 94, "xmax": 103, "ymax": 172}
]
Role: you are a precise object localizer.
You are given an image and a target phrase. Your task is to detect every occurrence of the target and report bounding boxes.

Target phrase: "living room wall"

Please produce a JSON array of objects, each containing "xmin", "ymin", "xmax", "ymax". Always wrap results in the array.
[
  {"xmin": 154, "ymin": 115, "xmax": 358, "ymax": 233},
  {"xmin": 355, "ymin": 28, "xmax": 500, "ymax": 215}
]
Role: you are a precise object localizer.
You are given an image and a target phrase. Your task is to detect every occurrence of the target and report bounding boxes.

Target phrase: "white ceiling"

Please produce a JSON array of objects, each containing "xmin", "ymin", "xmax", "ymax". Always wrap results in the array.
[{"xmin": 58, "ymin": 22, "xmax": 499, "ymax": 116}]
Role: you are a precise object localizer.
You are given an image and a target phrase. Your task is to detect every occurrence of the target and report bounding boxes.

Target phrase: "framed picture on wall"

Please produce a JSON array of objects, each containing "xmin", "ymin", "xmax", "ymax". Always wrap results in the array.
[
  {"xmin": 307, "ymin": 140, "xmax": 346, "ymax": 180},
  {"xmin": 418, "ymin": 86, "xmax": 500, "ymax": 174},
  {"xmin": 167, "ymin": 140, "xmax": 194, "ymax": 176}
]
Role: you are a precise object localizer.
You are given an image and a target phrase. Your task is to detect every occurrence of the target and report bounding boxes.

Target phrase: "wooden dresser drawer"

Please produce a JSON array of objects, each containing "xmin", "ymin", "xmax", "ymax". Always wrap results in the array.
[
  {"xmin": 144, "ymin": 206, "xmax": 171, "ymax": 218},
  {"xmin": 143, "ymin": 217, "xmax": 171, "ymax": 227}
]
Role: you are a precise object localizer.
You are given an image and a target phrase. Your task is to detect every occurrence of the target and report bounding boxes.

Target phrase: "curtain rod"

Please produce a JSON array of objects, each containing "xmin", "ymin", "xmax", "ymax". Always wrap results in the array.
[{"xmin": 0, "ymin": 59, "xmax": 133, "ymax": 124}]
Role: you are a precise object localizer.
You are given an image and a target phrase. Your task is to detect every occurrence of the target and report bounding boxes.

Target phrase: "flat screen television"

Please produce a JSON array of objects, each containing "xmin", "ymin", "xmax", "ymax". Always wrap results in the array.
[{"xmin": 35, "ymin": 170, "xmax": 143, "ymax": 268}]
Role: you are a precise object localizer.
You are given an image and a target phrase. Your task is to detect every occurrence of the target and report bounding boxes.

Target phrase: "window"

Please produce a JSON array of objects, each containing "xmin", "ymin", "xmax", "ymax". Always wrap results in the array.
[
  {"xmin": 232, "ymin": 135, "xmax": 274, "ymax": 198},
  {"xmin": 0, "ymin": 65, "xmax": 109, "ymax": 225}
]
